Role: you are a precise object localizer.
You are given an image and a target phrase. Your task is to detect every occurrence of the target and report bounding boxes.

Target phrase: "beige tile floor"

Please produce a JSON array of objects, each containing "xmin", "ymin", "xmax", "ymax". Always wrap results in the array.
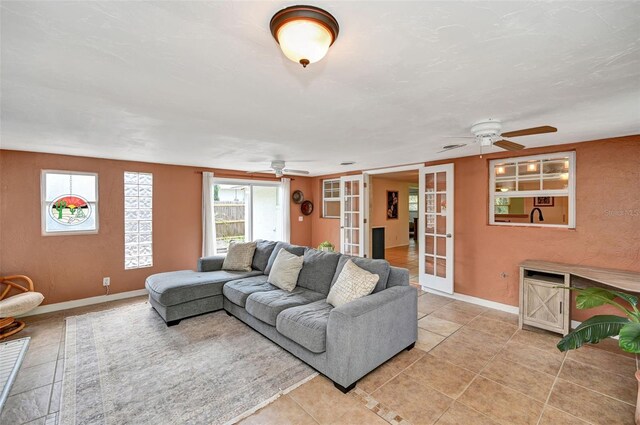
[{"xmin": 2, "ymin": 292, "xmax": 637, "ymax": 425}]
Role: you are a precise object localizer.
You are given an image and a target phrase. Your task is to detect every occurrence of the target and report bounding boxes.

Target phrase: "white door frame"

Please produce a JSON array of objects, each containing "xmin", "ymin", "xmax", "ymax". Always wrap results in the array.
[
  {"xmin": 362, "ymin": 164, "xmax": 424, "ymax": 258},
  {"xmin": 419, "ymin": 163, "xmax": 455, "ymax": 294},
  {"xmin": 339, "ymin": 175, "xmax": 365, "ymax": 256}
]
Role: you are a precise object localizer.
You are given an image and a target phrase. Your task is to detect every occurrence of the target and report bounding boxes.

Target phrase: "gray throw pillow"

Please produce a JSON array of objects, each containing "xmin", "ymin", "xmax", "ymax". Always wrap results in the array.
[
  {"xmin": 267, "ymin": 249, "xmax": 304, "ymax": 292},
  {"xmin": 252, "ymin": 240, "xmax": 277, "ymax": 271},
  {"xmin": 222, "ymin": 241, "xmax": 257, "ymax": 272}
]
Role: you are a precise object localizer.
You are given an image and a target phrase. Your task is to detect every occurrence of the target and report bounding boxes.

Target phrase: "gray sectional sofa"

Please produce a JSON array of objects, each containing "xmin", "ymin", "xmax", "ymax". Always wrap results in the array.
[{"xmin": 145, "ymin": 240, "xmax": 418, "ymax": 392}]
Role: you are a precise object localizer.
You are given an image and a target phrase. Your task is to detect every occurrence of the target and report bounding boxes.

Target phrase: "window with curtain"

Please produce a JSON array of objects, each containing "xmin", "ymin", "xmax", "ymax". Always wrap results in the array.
[{"xmin": 211, "ymin": 179, "xmax": 285, "ymax": 254}]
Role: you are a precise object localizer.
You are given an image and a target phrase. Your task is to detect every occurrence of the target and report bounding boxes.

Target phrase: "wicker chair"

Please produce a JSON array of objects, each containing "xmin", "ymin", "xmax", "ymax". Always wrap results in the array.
[{"xmin": 0, "ymin": 275, "xmax": 44, "ymax": 339}]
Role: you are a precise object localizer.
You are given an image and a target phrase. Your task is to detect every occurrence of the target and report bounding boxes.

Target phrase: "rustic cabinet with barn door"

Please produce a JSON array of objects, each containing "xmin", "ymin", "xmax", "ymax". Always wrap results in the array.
[{"xmin": 519, "ymin": 266, "xmax": 570, "ymax": 336}]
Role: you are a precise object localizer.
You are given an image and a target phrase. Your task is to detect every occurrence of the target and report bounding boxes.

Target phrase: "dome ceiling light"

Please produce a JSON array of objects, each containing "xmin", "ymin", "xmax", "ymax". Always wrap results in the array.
[{"xmin": 270, "ymin": 5, "xmax": 339, "ymax": 68}]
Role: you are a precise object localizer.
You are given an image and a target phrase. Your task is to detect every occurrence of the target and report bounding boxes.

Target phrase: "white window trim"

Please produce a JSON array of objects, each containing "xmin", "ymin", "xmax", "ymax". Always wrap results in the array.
[
  {"xmin": 322, "ymin": 178, "xmax": 340, "ymax": 219},
  {"xmin": 41, "ymin": 170, "xmax": 99, "ymax": 236},
  {"xmin": 489, "ymin": 151, "xmax": 576, "ymax": 229}
]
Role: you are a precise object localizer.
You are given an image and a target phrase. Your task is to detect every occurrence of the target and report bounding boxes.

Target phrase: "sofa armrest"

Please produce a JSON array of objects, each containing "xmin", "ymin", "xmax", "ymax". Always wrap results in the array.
[
  {"xmin": 325, "ymin": 286, "xmax": 418, "ymax": 388},
  {"xmin": 197, "ymin": 255, "xmax": 225, "ymax": 272}
]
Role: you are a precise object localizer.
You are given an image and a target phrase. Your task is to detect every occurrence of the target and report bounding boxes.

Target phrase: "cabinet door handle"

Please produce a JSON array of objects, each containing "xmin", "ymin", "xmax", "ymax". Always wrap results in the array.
[{"xmin": 559, "ymin": 301, "xmax": 563, "ymax": 314}]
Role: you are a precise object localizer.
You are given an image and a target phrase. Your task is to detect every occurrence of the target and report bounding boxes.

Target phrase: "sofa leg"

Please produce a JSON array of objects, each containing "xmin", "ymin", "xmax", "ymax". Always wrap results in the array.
[
  {"xmin": 333, "ymin": 381, "xmax": 356, "ymax": 394},
  {"xmin": 166, "ymin": 319, "xmax": 181, "ymax": 327},
  {"xmin": 406, "ymin": 342, "xmax": 416, "ymax": 351}
]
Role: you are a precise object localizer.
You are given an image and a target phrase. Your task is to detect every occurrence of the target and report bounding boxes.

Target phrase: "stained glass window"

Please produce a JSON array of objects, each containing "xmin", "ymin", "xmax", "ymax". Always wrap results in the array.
[
  {"xmin": 41, "ymin": 171, "xmax": 98, "ymax": 234},
  {"xmin": 124, "ymin": 172, "xmax": 153, "ymax": 269}
]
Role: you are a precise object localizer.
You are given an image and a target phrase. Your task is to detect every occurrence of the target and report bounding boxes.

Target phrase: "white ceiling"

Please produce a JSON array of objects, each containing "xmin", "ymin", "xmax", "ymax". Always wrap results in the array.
[{"xmin": 1, "ymin": 1, "xmax": 639, "ymax": 176}]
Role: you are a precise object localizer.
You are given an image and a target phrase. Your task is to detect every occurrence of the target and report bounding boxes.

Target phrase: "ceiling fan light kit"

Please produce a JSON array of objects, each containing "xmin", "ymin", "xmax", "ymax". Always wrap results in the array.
[{"xmin": 270, "ymin": 5, "xmax": 339, "ymax": 68}]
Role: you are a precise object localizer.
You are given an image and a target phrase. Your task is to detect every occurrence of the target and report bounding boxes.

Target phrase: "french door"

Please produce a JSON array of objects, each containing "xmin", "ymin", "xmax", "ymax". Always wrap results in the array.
[
  {"xmin": 419, "ymin": 164, "xmax": 454, "ymax": 294},
  {"xmin": 340, "ymin": 175, "xmax": 365, "ymax": 256}
]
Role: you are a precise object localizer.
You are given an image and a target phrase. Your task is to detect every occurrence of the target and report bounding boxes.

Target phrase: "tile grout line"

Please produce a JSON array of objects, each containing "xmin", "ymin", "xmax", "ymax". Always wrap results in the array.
[{"xmin": 535, "ymin": 348, "xmax": 570, "ymax": 425}]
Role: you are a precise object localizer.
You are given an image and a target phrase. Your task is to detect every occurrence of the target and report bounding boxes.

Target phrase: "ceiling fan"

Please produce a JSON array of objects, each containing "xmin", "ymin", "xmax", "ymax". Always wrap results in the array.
[
  {"xmin": 247, "ymin": 160, "xmax": 310, "ymax": 178},
  {"xmin": 440, "ymin": 119, "xmax": 557, "ymax": 153}
]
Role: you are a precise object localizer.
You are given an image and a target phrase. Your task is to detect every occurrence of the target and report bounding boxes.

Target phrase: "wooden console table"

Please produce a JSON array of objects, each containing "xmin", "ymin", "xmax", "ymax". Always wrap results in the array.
[{"xmin": 519, "ymin": 260, "xmax": 640, "ymax": 336}]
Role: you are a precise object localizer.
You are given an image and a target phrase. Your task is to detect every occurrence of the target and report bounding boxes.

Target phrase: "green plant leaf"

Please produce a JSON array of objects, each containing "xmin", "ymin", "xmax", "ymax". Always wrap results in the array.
[
  {"xmin": 557, "ymin": 315, "xmax": 630, "ymax": 352},
  {"xmin": 610, "ymin": 290, "xmax": 638, "ymax": 307},
  {"xmin": 575, "ymin": 288, "xmax": 618, "ymax": 309},
  {"xmin": 619, "ymin": 323, "xmax": 640, "ymax": 354}
]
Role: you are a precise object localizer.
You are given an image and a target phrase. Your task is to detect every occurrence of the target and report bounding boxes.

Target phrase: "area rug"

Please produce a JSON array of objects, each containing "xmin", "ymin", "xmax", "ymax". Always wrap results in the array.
[{"xmin": 59, "ymin": 302, "xmax": 316, "ymax": 425}]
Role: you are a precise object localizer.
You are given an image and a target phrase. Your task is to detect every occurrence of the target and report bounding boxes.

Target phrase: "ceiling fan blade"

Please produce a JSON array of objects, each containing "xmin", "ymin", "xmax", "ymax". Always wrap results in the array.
[
  {"xmin": 494, "ymin": 139, "xmax": 525, "ymax": 151},
  {"xmin": 282, "ymin": 169, "xmax": 310, "ymax": 175},
  {"xmin": 501, "ymin": 126, "xmax": 557, "ymax": 138},
  {"xmin": 437, "ymin": 143, "xmax": 467, "ymax": 153},
  {"xmin": 247, "ymin": 170, "xmax": 274, "ymax": 174}
]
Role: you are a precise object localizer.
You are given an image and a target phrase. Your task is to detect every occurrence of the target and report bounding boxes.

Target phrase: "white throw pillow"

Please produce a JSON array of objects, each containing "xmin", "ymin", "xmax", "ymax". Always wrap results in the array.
[
  {"xmin": 222, "ymin": 241, "xmax": 257, "ymax": 272},
  {"xmin": 327, "ymin": 259, "xmax": 379, "ymax": 308},
  {"xmin": 267, "ymin": 249, "xmax": 304, "ymax": 292}
]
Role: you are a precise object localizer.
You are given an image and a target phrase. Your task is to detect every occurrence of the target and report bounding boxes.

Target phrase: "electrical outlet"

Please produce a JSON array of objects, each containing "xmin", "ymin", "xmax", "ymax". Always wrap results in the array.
[
  {"xmin": 298, "ymin": 216, "xmax": 303, "ymax": 222},
  {"xmin": 103, "ymin": 277, "xmax": 110, "ymax": 287}
]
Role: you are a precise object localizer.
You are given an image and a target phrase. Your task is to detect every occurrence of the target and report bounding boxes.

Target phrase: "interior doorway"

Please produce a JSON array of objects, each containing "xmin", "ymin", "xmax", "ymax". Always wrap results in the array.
[{"xmin": 365, "ymin": 168, "xmax": 420, "ymax": 285}]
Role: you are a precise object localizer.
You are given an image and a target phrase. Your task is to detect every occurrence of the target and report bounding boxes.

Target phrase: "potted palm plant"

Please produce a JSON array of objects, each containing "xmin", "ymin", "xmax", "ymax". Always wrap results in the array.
[{"xmin": 557, "ymin": 287, "xmax": 640, "ymax": 423}]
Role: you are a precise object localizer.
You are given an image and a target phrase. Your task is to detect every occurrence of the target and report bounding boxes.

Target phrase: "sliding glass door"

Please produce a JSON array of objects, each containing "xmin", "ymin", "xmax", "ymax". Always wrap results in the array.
[{"xmin": 212, "ymin": 180, "xmax": 284, "ymax": 254}]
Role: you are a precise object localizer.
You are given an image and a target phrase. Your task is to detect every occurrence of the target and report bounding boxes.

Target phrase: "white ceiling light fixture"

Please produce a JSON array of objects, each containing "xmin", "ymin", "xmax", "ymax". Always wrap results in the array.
[{"xmin": 270, "ymin": 5, "xmax": 339, "ymax": 68}]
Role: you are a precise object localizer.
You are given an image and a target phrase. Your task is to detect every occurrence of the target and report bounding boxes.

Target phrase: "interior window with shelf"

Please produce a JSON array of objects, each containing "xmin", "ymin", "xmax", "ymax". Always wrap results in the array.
[
  {"xmin": 490, "ymin": 152, "xmax": 575, "ymax": 228},
  {"xmin": 322, "ymin": 179, "xmax": 340, "ymax": 218}
]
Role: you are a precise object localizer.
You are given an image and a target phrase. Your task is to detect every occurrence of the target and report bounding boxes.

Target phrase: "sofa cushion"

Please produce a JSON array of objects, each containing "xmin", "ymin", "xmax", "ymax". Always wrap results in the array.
[
  {"xmin": 331, "ymin": 256, "xmax": 391, "ymax": 293},
  {"xmin": 146, "ymin": 269, "xmax": 261, "ymax": 306},
  {"xmin": 245, "ymin": 287, "xmax": 325, "ymax": 326},
  {"xmin": 223, "ymin": 275, "xmax": 277, "ymax": 308},
  {"xmin": 276, "ymin": 300, "xmax": 333, "ymax": 353},
  {"xmin": 268, "ymin": 249, "xmax": 304, "ymax": 292},
  {"xmin": 327, "ymin": 260, "xmax": 379, "ymax": 307},
  {"xmin": 297, "ymin": 248, "xmax": 341, "ymax": 295},
  {"xmin": 264, "ymin": 242, "xmax": 307, "ymax": 275},
  {"xmin": 252, "ymin": 240, "xmax": 277, "ymax": 272},
  {"xmin": 222, "ymin": 241, "xmax": 257, "ymax": 272}
]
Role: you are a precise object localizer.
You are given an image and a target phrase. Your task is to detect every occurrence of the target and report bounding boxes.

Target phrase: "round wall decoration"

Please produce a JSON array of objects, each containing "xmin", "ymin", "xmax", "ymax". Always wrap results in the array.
[
  {"xmin": 300, "ymin": 200, "xmax": 314, "ymax": 216},
  {"xmin": 292, "ymin": 190, "xmax": 304, "ymax": 204}
]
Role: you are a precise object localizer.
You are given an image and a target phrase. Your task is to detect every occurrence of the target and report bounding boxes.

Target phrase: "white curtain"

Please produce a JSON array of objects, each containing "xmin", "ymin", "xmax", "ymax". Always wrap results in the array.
[
  {"xmin": 281, "ymin": 177, "xmax": 291, "ymax": 243},
  {"xmin": 202, "ymin": 172, "xmax": 216, "ymax": 256}
]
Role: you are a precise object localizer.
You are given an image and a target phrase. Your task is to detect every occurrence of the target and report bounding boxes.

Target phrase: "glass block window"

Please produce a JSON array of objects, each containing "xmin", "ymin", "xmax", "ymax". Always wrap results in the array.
[
  {"xmin": 124, "ymin": 172, "xmax": 153, "ymax": 269},
  {"xmin": 41, "ymin": 171, "xmax": 98, "ymax": 235}
]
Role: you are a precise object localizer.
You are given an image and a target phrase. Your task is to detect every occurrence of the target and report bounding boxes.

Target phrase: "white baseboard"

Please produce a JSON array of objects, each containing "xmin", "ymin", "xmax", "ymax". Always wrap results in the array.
[
  {"xmin": 421, "ymin": 286, "xmax": 519, "ymax": 314},
  {"xmin": 19, "ymin": 289, "xmax": 148, "ymax": 317},
  {"xmin": 422, "ymin": 287, "xmax": 587, "ymax": 331}
]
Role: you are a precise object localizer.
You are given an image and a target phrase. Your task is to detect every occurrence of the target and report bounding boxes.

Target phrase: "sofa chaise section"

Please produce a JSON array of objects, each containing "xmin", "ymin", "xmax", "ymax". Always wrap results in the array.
[{"xmin": 145, "ymin": 261, "xmax": 261, "ymax": 325}]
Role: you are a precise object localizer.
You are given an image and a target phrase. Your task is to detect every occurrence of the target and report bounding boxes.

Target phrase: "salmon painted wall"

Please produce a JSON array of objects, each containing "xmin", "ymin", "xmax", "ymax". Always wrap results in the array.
[
  {"xmin": 0, "ymin": 150, "xmax": 312, "ymax": 305},
  {"xmin": 307, "ymin": 135, "xmax": 640, "ymax": 321}
]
